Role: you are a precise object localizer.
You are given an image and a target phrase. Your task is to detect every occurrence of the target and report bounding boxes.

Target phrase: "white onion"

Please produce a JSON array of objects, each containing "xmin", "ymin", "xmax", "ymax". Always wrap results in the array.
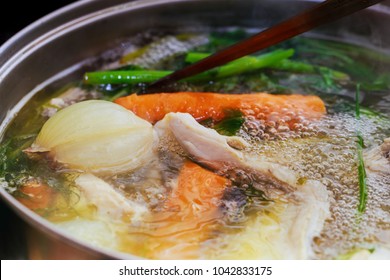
[{"xmin": 31, "ymin": 100, "xmax": 156, "ymax": 174}]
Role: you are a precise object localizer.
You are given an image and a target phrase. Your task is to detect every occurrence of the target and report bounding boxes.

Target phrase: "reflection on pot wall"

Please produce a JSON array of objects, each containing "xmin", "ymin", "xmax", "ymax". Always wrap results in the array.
[{"xmin": 0, "ymin": 0, "xmax": 88, "ymax": 260}]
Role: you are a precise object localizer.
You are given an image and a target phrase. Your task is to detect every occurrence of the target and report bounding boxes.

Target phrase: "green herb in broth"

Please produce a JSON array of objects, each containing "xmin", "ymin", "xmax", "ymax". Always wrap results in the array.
[
  {"xmin": 357, "ymin": 133, "xmax": 368, "ymax": 213},
  {"xmin": 355, "ymin": 84, "xmax": 368, "ymax": 213},
  {"xmin": 213, "ymin": 110, "xmax": 245, "ymax": 136},
  {"xmin": 1, "ymin": 29, "xmax": 390, "ymax": 260},
  {"xmin": 0, "ymin": 136, "xmax": 33, "ymax": 188},
  {"xmin": 0, "ymin": 134, "xmax": 80, "ymax": 220},
  {"xmin": 292, "ymin": 37, "xmax": 390, "ymax": 93}
]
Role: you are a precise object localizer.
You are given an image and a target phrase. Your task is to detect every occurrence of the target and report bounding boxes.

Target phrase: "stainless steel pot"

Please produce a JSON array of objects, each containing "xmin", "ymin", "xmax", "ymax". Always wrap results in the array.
[{"xmin": 1, "ymin": 0, "xmax": 390, "ymax": 259}]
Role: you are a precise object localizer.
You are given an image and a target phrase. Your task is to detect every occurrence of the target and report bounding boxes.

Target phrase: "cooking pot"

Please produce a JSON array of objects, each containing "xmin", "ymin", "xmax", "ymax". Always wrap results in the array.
[{"xmin": 1, "ymin": 0, "xmax": 390, "ymax": 260}]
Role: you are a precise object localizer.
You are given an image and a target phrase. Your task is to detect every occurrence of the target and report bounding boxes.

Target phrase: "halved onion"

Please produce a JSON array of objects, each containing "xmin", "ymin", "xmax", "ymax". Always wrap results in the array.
[{"xmin": 31, "ymin": 100, "xmax": 156, "ymax": 174}]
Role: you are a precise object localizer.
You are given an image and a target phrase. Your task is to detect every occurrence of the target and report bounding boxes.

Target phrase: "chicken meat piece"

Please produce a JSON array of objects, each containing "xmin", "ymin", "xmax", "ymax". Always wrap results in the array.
[
  {"xmin": 155, "ymin": 112, "xmax": 299, "ymax": 197},
  {"xmin": 203, "ymin": 178, "xmax": 329, "ymax": 259},
  {"xmin": 75, "ymin": 173, "xmax": 149, "ymax": 223}
]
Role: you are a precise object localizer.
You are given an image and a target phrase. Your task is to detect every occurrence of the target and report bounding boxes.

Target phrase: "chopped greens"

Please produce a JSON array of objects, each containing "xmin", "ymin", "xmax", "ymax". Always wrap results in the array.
[
  {"xmin": 213, "ymin": 110, "xmax": 245, "ymax": 136},
  {"xmin": 0, "ymin": 135, "xmax": 35, "ymax": 181},
  {"xmin": 0, "ymin": 135, "xmax": 78, "ymax": 206},
  {"xmin": 292, "ymin": 37, "xmax": 390, "ymax": 92}
]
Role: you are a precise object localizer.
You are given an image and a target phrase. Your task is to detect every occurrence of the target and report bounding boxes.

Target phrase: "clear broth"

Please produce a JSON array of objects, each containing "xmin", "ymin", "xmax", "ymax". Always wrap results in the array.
[{"xmin": 1, "ymin": 29, "xmax": 390, "ymax": 259}]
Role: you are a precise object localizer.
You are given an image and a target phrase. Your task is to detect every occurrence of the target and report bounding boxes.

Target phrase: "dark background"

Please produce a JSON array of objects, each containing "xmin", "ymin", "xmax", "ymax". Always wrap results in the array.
[
  {"xmin": 0, "ymin": 0, "xmax": 77, "ymax": 259},
  {"xmin": 0, "ymin": 0, "xmax": 77, "ymax": 44}
]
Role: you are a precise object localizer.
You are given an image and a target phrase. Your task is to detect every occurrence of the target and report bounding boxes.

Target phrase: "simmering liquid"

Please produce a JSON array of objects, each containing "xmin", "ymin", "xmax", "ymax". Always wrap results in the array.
[{"xmin": 1, "ymin": 29, "xmax": 389, "ymax": 259}]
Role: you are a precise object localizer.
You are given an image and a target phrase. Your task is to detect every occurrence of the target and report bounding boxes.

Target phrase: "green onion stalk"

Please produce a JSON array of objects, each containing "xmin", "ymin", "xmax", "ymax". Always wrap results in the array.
[{"xmin": 84, "ymin": 49, "xmax": 295, "ymax": 85}]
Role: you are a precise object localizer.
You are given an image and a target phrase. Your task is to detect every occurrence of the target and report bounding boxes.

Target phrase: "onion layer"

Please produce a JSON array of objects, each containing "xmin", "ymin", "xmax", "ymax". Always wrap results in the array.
[{"xmin": 31, "ymin": 100, "xmax": 156, "ymax": 174}]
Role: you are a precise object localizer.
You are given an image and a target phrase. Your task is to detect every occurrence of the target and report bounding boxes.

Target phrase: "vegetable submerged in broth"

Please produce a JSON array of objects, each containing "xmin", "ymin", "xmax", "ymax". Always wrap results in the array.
[{"xmin": 1, "ymin": 29, "xmax": 390, "ymax": 259}]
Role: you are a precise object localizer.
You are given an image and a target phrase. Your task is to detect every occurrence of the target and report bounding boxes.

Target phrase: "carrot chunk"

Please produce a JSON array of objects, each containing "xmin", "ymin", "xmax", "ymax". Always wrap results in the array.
[
  {"xmin": 115, "ymin": 92, "xmax": 326, "ymax": 126},
  {"xmin": 144, "ymin": 161, "xmax": 229, "ymax": 259},
  {"xmin": 165, "ymin": 160, "xmax": 229, "ymax": 218},
  {"xmin": 17, "ymin": 180, "xmax": 56, "ymax": 210}
]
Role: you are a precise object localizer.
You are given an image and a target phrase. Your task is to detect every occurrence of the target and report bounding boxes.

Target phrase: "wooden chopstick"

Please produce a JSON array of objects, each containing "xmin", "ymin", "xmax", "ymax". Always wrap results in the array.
[{"xmin": 147, "ymin": 0, "xmax": 384, "ymax": 92}]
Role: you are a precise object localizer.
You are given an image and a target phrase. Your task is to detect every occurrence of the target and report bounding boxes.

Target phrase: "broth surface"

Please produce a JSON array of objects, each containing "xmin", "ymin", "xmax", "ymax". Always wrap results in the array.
[{"xmin": 1, "ymin": 29, "xmax": 390, "ymax": 259}]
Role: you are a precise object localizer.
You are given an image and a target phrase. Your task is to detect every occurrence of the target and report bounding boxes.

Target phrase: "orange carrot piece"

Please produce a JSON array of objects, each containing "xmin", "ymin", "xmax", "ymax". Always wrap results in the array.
[
  {"xmin": 145, "ymin": 161, "xmax": 229, "ymax": 259},
  {"xmin": 115, "ymin": 92, "xmax": 326, "ymax": 125},
  {"xmin": 17, "ymin": 180, "xmax": 56, "ymax": 210},
  {"xmin": 165, "ymin": 160, "xmax": 229, "ymax": 218}
]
